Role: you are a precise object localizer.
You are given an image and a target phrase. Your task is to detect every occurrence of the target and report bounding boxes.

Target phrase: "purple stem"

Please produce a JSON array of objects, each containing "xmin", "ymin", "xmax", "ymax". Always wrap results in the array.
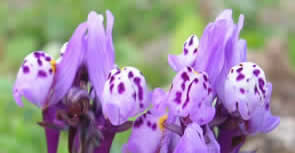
[
  {"xmin": 94, "ymin": 131, "xmax": 115, "ymax": 153},
  {"xmin": 43, "ymin": 107, "xmax": 60, "ymax": 153}
]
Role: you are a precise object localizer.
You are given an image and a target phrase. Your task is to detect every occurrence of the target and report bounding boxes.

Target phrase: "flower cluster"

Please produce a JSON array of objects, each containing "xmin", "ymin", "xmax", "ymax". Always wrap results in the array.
[{"xmin": 13, "ymin": 9, "xmax": 279, "ymax": 153}]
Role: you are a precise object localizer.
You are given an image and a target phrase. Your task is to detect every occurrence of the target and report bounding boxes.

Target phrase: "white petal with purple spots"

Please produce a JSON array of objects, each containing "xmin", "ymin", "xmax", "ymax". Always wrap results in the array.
[
  {"xmin": 224, "ymin": 62, "xmax": 267, "ymax": 120},
  {"xmin": 168, "ymin": 34, "xmax": 199, "ymax": 71},
  {"xmin": 102, "ymin": 66, "xmax": 151, "ymax": 125},
  {"xmin": 168, "ymin": 67, "xmax": 214, "ymax": 123},
  {"xmin": 13, "ymin": 51, "xmax": 55, "ymax": 107},
  {"xmin": 123, "ymin": 110, "xmax": 167, "ymax": 153}
]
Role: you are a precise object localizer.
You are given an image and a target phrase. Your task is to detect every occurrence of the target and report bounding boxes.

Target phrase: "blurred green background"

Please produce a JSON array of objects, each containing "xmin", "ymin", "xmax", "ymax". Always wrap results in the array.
[{"xmin": 1, "ymin": 0, "xmax": 294, "ymax": 153}]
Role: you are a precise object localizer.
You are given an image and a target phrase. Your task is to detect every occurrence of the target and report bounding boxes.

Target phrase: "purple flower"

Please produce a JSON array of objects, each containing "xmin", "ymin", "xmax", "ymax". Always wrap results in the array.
[
  {"xmin": 173, "ymin": 124, "xmax": 219, "ymax": 153},
  {"xmin": 102, "ymin": 66, "xmax": 151, "ymax": 125},
  {"xmin": 13, "ymin": 51, "xmax": 56, "ymax": 107},
  {"xmin": 168, "ymin": 10, "xmax": 239, "ymax": 90},
  {"xmin": 123, "ymin": 89, "xmax": 168, "ymax": 153},
  {"xmin": 50, "ymin": 11, "xmax": 114, "ymax": 106},
  {"xmin": 167, "ymin": 66, "xmax": 215, "ymax": 125}
]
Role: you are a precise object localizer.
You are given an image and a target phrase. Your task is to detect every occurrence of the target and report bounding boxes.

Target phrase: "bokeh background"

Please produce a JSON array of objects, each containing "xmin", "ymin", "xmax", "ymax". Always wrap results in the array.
[{"xmin": 1, "ymin": 0, "xmax": 295, "ymax": 153}]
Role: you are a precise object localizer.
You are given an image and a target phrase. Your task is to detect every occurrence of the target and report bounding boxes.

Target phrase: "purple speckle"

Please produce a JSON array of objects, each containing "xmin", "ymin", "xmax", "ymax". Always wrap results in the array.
[
  {"xmin": 118, "ymin": 82, "xmax": 125, "ymax": 94},
  {"xmin": 194, "ymin": 78, "xmax": 199, "ymax": 84},
  {"xmin": 193, "ymin": 48, "xmax": 198, "ymax": 54},
  {"xmin": 134, "ymin": 117, "xmax": 143, "ymax": 128},
  {"xmin": 37, "ymin": 59, "xmax": 43, "ymax": 66},
  {"xmin": 38, "ymin": 70, "xmax": 47, "ymax": 78},
  {"xmin": 22, "ymin": 66, "xmax": 30, "ymax": 74},
  {"xmin": 203, "ymin": 75, "xmax": 208, "ymax": 82},
  {"xmin": 107, "ymin": 72, "xmax": 112, "ymax": 79},
  {"xmin": 203, "ymin": 82, "xmax": 207, "ymax": 89},
  {"xmin": 183, "ymin": 48, "xmax": 188, "ymax": 55},
  {"xmin": 253, "ymin": 69, "xmax": 260, "ymax": 77},
  {"xmin": 181, "ymin": 72, "xmax": 190, "ymax": 90},
  {"xmin": 181, "ymin": 72, "xmax": 190, "ymax": 82},
  {"xmin": 152, "ymin": 123, "xmax": 157, "ymax": 131},
  {"xmin": 139, "ymin": 103, "xmax": 144, "ymax": 108},
  {"xmin": 240, "ymin": 88, "xmax": 245, "ymax": 94},
  {"xmin": 265, "ymin": 103, "xmax": 270, "ymax": 110},
  {"xmin": 114, "ymin": 70, "xmax": 121, "ymax": 76},
  {"xmin": 208, "ymin": 88, "xmax": 212, "ymax": 94},
  {"xmin": 231, "ymin": 69, "xmax": 234, "ymax": 73},
  {"xmin": 110, "ymin": 76, "xmax": 115, "ymax": 83},
  {"xmin": 237, "ymin": 67, "xmax": 243, "ymax": 73},
  {"xmin": 174, "ymin": 92, "xmax": 182, "ymax": 104},
  {"xmin": 134, "ymin": 77, "xmax": 143, "ymax": 101},
  {"xmin": 34, "ymin": 52, "xmax": 41, "ymax": 58},
  {"xmin": 189, "ymin": 36, "xmax": 194, "ymax": 46},
  {"xmin": 147, "ymin": 121, "xmax": 151, "ymax": 127},
  {"xmin": 183, "ymin": 82, "xmax": 193, "ymax": 109},
  {"xmin": 253, "ymin": 65, "xmax": 256, "ymax": 68},
  {"xmin": 49, "ymin": 69, "xmax": 53, "ymax": 74},
  {"xmin": 132, "ymin": 92, "xmax": 136, "ymax": 100},
  {"xmin": 258, "ymin": 78, "xmax": 265, "ymax": 94},
  {"xmin": 128, "ymin": 71, "xmax": 134, "ymax": 78},
  {"xmin": 110, "ymin": 84, "xmax": 114, "ymax": 93},
  {"xmin": 45, "ymin": 56, "xmax": 51, "ymax": 62},
  {"xmin": 254, "ymin": 85, "xmax": 259, "ymax": 94},
  {"xmin": 187, "ymin": 67, "xmax": 192, "ymax": 72},
  {"xmin": 236, "ymin": 74, "xmax": 245, "ymax": 81}
]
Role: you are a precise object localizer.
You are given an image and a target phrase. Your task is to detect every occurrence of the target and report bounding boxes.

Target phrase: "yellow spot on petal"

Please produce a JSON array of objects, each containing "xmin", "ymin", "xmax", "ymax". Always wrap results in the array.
[
  {"xmin": 193, "ymin": 70, "xmax": 199, "ymax": 75},
  {"xmin": 158, "ymin": 114, "xmax": 168, "ymax": 131},
  {"xmin": 50, "ymin": 60, "xmax": 56, "ymax": 73}
]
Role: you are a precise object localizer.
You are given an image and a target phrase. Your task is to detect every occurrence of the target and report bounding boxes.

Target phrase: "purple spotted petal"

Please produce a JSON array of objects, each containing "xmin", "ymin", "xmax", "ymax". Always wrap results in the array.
[
  {"xmin": 173, "ymin": 123, "xmax": 219, "ymax": 153},
  {"xmin": 13, "ymin": 51, "xmax": 55, "ymax": 107},
  {"xmin": 43, "ymin": 106, "xmax": 60, "ymax": 153},
  {"xmin": 241, "ymin": 83, "xmax": 280, "ymax": 134},
  {"xmin": 123, "ymin": 109, "xmax": 167, "ymax": 153},
  {"xmin": 168, "ymin": 34, "xmax": 199, "ymax": 71},
  {"xmin": 102, "ymin": 67, "xmax": 151, "ymax": 125},
  {"xmin": 167, "ymin": 67, "xmax": 214, "ymax": 123},
  {"xmin": 49, "ymin": 23, "xmax": 87, "ymax": 106},
  {"xmin": 223, "ymin": 62, "xmax": 268, "ymax": 120}
]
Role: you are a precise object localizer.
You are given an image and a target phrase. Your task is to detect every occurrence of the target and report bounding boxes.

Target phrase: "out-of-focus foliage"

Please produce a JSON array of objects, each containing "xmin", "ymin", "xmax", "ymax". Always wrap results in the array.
[{"xmin": 0, "ymin": 0, "xmax": 292, "ymax": 153}]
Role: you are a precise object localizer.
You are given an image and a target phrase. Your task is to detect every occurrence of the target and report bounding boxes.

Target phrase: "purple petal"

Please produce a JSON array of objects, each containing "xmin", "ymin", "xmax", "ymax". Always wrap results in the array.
[
  {"xmin": 243, "ymin": 83, "xmax": 280, "ymax": 134},
  {"xmin": 123, "ymin": 110, "xmax": 167, "ymax": 153},
  {"xmin": 87, "ymin": 11, "xmax": 109, "ymax": 102},
  {"xmin": 193, "ymin": 20, "xmax": 229, "ymax": 89},
  {"xmin": 167, "ymin": 67, "xmax": 214, "ymax": 122},
  {"xmin": 223, "ymin": 62, "xmax": 267, "ymax": 120},
  {"xmin": 216, "ymin": 9, "xmax": 233, "ymax": 22},
  {"xmin": 102, "ymin": 67, "xmax": 151, "ymax": 125},
  {"xmin": 49, "ymin": 23, "xmax": 88, "ymax": 106},
  {"xmin": 13, "ymin": 51, "xmax": 55, "ymax": 107},
  {"xmin": 152, "ymin": 88, "xmax": 168, "ymax": 112},
  {"xmin": 43, "ymin": 106, "xmax": 60, "ymax": 153},
  {"xmin": 173, "ymin": 123, "xmax": 208, "ymax": 153},
  {"xmin": 105, "ymin": 10, "xmax": 115, "ymax": 72},
  {"xmin": 168, "ymin": 34, "xmax": 199, "ymax": 71},
  {"xmin": 218, "ymin": 127, "xmax": 245, "ymax": 153}
]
